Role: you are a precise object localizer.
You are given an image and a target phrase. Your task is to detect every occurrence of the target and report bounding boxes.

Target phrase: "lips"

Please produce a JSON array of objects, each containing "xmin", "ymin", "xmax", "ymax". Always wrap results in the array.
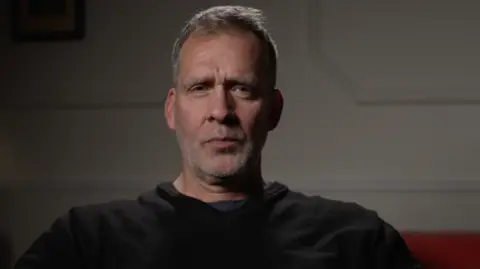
[
  {"xmin": 204, "ymin": 137, "xmax": 242, "ymax": 147},
  {"xmin": 208, "ymin": 137, "xmax": 240, "ymax": 142}
]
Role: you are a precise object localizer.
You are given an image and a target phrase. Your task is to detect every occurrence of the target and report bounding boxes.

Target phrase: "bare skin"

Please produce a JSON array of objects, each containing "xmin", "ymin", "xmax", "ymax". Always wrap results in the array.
[{"xmin": 165, "ymin": 29, "xmax": 283, "ymax": 203}]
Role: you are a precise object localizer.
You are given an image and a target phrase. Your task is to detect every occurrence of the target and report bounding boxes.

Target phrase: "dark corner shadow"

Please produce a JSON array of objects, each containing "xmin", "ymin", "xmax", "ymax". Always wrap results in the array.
[{"xmin": 0, "ymin": 231, "xmax": 13, "ymax": 269}]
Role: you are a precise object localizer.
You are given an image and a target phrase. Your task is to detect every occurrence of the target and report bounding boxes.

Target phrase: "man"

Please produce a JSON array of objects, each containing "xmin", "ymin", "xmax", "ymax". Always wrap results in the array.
[{"xmin": 15, "ymin": 5, "xmax": 422, "ymax": 269}]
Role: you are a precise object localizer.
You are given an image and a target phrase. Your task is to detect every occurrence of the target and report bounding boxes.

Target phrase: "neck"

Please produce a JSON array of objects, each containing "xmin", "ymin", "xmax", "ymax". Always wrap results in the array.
[{"xmin": 173, "ymin": 164, "xmax": 264, "ymax": 203}]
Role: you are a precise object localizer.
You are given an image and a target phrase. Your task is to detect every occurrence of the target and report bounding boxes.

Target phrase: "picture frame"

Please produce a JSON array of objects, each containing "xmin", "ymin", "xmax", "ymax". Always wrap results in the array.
[{"xmin": 12, "ymin": 0, "xmax": 85, "ymax": 41}]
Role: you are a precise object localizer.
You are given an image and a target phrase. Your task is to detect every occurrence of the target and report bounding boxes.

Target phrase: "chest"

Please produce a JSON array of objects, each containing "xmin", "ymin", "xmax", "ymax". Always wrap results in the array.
[{"xmin": 94, "ymin": 218, "xmax": 347, "ymax": 269}]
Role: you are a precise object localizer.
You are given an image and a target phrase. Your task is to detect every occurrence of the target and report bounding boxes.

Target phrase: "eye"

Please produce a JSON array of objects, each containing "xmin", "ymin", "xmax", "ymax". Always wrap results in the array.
[
  {"xmin": 231, "ymin": 85, "xmax": 260, "ymax": 100},
  {"xmin": 189, "ymin": 84, "xmax": 209, "ymax": 93},
  {"xmin": 232, "ymin": 85, "xmax": 252, "ymax": 95}
]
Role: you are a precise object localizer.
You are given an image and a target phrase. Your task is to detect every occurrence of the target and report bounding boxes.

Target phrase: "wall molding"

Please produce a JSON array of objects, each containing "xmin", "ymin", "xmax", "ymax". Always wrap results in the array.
[
  {"xmin": 294, "ymin": 179, "xmax": 480, "ymax": 193},
  {"xmin": 6, "ymin": 179, "xmax": 480, "ymax": 193}
]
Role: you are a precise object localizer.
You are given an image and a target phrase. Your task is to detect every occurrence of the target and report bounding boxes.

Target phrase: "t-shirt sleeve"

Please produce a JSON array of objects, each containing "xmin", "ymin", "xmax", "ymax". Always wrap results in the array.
[
  {"xmin": 371, "ymin": 220, "xmax": 423, "ymax": 269},
  {"xmin": 14, "ymin": 210, "xmax": 84, "ymax": 269}
]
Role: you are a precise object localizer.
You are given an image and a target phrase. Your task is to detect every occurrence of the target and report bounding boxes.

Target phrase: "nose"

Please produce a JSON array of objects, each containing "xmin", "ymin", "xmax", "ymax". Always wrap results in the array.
[{"xmin": 207, "ymin": 86, "xmax": 235, "ymax": 122}]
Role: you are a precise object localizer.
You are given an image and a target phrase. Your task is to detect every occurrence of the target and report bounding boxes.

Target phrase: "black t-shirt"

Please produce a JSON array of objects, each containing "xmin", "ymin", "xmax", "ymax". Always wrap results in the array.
[{"xmin": 14, "ymin": 182, "xmax": 422, "ymax": 269}]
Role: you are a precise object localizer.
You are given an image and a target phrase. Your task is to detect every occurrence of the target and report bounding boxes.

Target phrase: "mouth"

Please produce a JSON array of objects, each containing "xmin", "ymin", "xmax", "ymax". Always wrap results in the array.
[{"xmin": 204, "ymin": 137, "xmax": 242, "ymax": 147}]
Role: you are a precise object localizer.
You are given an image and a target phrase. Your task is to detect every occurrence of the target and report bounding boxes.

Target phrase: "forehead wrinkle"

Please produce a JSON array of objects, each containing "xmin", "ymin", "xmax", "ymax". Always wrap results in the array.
[
  {"xmin": 182, "ymin": 64, "xmax": 258, "ymax": 88},
  {"xmin": 179, "ymin": 53, "xmax": 262, "ymax": 90},
  {"xmin": 177, "ymin": 32, "xmax": 264, "ymax": 86}
]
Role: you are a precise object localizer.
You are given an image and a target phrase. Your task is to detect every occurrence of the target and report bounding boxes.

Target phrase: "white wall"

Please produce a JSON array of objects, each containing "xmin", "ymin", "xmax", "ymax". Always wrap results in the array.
[{"xmin": 2, "ymin": 0, "xmax": 480, "ymax": 265}]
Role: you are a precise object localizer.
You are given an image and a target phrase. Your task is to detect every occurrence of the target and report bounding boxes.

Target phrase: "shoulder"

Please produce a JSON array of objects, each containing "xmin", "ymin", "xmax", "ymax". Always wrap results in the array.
[
  {"xmin": 274, "ymin": 189, "xmax": 383, "ymax": 232},
  {"xmin": 274, "ymin": 190, "xmax": 421, "ymax": 268},
  {"xmin": 66, "ymin": 188, "xmax": 172, "ymax": 227},
  {"xmin": 41, "ymin": 187, "xmax": 174, "ymax": 243},
  {"xmin": 14, "ymin": 189, "xmax": 172, "ymax": 267},
  {"xmin": 42, "ymin": 189, "xmax": 174, "ymax": 253}
]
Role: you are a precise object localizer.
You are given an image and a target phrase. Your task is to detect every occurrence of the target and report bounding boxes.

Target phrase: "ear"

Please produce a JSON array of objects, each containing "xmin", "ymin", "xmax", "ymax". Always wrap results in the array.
[
  {"xmin": 164, "ymin": 88, "xmax": 176, "ymax": 130},
  {"xmin": 268, "ymin": 89, "xmax": 283, "ymax": 131}
]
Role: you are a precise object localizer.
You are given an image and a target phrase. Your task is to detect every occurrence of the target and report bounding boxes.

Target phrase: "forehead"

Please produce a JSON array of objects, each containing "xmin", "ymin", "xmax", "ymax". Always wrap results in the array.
[{"xmin": 177, "ymin": 30, "xmax": 264, "ymax": 81}]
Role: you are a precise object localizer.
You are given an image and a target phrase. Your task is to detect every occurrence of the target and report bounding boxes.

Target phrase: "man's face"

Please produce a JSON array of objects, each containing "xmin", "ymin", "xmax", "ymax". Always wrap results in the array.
[{"xmin": 165, "ymin": 29, "xmax": 280, "ymax": 181}]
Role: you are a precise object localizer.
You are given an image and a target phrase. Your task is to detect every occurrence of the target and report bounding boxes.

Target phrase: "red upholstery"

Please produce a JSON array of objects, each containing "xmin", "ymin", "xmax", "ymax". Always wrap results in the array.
[{"xmin": 402, "ymin": 232, "xmax": 480, "ymax": 269}]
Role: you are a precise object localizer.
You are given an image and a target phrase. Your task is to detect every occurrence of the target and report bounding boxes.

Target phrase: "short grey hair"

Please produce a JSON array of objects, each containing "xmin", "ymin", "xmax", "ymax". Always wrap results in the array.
[{"xmin": 171, "ymin": 5, "xmax": 278, "ymax": 88}]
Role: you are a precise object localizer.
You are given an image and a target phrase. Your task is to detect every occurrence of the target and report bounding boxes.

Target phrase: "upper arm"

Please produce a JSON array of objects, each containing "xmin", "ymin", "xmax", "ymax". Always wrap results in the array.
[
  {"xmin": 371, "ymin": 220, "xmax": 423, "ymax": 269},
  {"xmin": 14, "ymin": 210, "xmax": 85, "ymax": 269}
]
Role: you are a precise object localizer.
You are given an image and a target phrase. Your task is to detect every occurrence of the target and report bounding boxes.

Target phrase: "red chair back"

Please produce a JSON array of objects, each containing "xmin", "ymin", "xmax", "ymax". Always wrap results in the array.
[{"xmin": 402, "ymin": 232, "xmax": 480, "ymax": 269}]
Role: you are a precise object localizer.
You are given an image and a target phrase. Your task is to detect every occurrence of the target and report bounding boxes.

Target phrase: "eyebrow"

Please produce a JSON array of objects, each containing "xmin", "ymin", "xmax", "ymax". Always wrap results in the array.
[
  {"xmin": 181, "ymin": 75, "xmax": 258, "ymax": 89},
  {"xmin": 180, "ymin": 77, "xmax": 211, "ymax": 89}
]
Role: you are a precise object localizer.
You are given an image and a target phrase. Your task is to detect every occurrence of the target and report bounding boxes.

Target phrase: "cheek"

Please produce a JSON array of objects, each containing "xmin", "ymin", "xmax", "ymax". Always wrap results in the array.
[
  {"xmin": 175, "ymin": 102, "xmax": 205, "ymax": 134},
  {"xmin": 237, "ymin": 105, "xmax": 268, "ymax": 136}
]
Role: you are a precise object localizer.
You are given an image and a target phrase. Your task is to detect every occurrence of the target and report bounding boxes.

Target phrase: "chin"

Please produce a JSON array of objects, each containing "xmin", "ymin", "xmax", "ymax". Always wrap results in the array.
[
  {"xmin": 205, "ymin": 167, "xmax": 243, "ymax": 179},
  {"xmin": 202, "ymin": 162, "xmax": 246, "ymax": 179},
  {"xmin": 194, "ymin": 152, "xmax": 254, "ymax": 179}
]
